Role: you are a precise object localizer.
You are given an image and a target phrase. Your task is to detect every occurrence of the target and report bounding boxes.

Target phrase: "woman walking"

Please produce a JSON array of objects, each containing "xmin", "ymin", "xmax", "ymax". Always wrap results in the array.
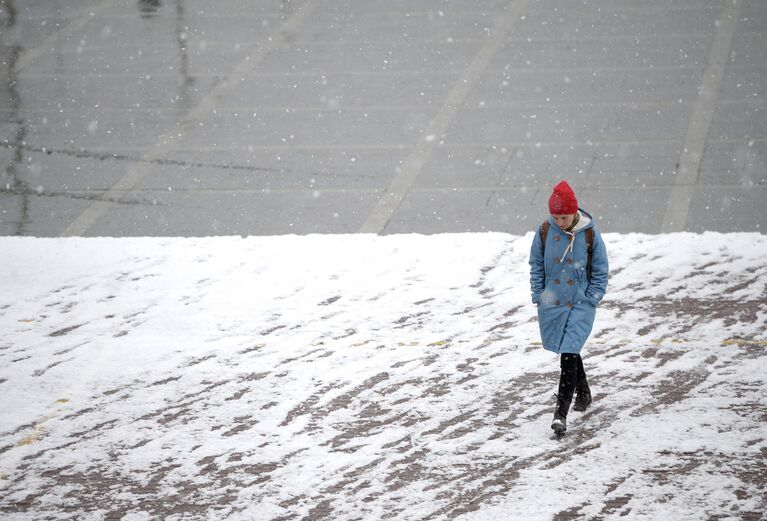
[{"xmin": 529, "ymin": 180, "xmax": 609, "ymax": 434}]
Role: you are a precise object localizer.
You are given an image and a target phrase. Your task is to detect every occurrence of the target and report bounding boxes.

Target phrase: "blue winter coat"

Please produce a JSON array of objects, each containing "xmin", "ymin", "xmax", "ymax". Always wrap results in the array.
[{"xmin": 529, "ymin": 209, "xmax": 608, "ymax": 354}]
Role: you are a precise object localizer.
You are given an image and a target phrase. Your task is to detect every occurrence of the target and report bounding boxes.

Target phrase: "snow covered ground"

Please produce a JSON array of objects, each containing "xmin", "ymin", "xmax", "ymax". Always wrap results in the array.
[{"xmin": 1, "ymin": 232, "xmax": 766, "ymax": 520}]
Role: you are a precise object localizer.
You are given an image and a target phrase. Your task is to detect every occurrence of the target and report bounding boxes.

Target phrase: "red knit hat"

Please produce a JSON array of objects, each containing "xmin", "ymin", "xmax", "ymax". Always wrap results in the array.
[{"xmin": 548, "ymin": 180, "xmax": 578, "ymax": 214}]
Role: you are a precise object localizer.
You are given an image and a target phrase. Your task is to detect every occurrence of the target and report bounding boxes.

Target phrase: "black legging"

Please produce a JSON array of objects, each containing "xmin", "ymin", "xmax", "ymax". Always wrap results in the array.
[{"xmin": 558, "ymin": 353, "xmax": 586, "ymax": 413}]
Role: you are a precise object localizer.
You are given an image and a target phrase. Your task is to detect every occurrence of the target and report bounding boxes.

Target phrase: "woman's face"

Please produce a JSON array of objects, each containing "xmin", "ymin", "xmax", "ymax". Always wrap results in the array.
[{"xmin": 552, "ymin": 213, "xmax": 576, "ymax": 230}]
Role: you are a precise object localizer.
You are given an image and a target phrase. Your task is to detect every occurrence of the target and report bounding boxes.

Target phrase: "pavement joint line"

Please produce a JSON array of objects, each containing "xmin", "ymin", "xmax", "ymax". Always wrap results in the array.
[
  {"xmin": 0, "ymin": 104, "xmax": 676, "ymax": 114},
  {"xmin": 209, "ymin": 139, "xmax": 690, "ymax": 152},
  {"xmin": 358, "ymin": 0, "xmax": 530, "ymax": 234},
  {"xmin": 55, "ymin": 30, "xmax": 720, "ymax": 48},
  {"xmin": 10, "ymin": 136, "xmax": 764, "ymax": 157},
  {"xmin": 247, "ymin": 32, "xmax": 719, "ymax": 46},
  {"xmin": 3, "ymin": 101, "xmax": 696, "ymax": 114},
  {"xmin": 2, "ymin": 0, "xmax": 124, "ymax": 77},
  {"xmin": 11, "ymin": 135, "xmax": 763, "ymax": 158},
  {"xmin": 15, "ymin": 70, "xmax": 464, "ymax": 78},
  {"xmin": 60, "ymin": 0, "xmax": 319, "ymax": 237},
  {"xmin": 7, "ymin": 98, "xmax": 762, "ymax": 116},
  {"xmin": 19, "ymin": 61, "xmax": 754, "ymax": 79},
  {"xmin": 56, "ymin": 182, "xmax": 763, "ymax": 197},
  {"xmin": 660, "ymin": 0, "xmax": 741, "ymax": 233}
]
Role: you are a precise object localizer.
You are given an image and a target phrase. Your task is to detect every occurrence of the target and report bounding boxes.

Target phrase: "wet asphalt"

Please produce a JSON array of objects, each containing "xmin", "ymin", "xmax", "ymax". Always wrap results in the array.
[{"xmin": 1, "ymin": 0, "xmax": 765, "ymax": 237}]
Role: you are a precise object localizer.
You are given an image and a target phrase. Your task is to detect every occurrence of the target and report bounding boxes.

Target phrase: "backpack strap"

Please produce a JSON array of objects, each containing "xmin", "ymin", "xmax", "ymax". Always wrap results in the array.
[
  {"xmin": 539, "ymin": 221, "xmax": 549, "ymax": 253},
  {"xmin": 585, "ymin": 228, "xmax": 594, "ymax": 281}
]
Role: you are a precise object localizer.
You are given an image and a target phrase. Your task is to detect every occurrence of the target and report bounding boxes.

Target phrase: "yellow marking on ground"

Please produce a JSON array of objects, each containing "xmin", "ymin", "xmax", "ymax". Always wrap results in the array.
[
  {"xmin": 428, "ymin": 340, "xmax": 449, "ymax": 347},
  {"xmin": 15, "ymin": 399, "xmax": 71, "ymax": 447},
  {"xmin": 722, "ymin": 339, "xmax": 767, "ymax": 347},
  {"xmin": 17, "ymin": 423, "xmax": 47, "ymax": 446},
  {"xmin": 649, "ymin": 338, "xmax": 691, "ymax": 346}
]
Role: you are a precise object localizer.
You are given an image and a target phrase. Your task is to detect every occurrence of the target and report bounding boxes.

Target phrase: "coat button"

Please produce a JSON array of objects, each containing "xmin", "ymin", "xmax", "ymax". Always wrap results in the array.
[
  {"xmin": 554, "ymin": 259, "xmax": 561, "ymax": 264},
  {"xmin": 566, "ymin": 258, "xmax": 573, "ymax": 264},
  {"xmin": 554, "ymin": 235, "xmax": 560, "ymax": 241},
  {"xmin": 567, "ymin": 302, "xmax": 573, "ymax": 308},
  {"xmin": 554, "ymin": 279, "xmax": 561, "ymax": 285},
  {"xmin": 567, "ymin": 279, "xmax": 573, "ymax": 286},
  {"xmin": 555, "ymin": 300, "xmax": 561, "ymax": 306}
]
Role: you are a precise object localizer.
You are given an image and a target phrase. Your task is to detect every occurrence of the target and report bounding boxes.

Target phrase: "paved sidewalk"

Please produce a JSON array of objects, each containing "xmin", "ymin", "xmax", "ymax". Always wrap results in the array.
[{"xmin": 1, "ymin": 0, "xmax": 765, "ymax": 236}]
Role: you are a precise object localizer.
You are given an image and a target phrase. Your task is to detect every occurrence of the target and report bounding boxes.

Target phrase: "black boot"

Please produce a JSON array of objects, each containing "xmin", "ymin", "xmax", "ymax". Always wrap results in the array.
[
  {"xmin": 551, "ymin": 393, "xmax": 571, "ymax": 434},
  {"xmin": 573, "ymin": 387, "xmax": 592, "ymax": 412},
  {"xmin": 573, "ymin": 356, "xmax": 592, "ymax": 412},
  {"xmin": 551, "ymin": 354, "xmax": 578, "ymax": 434}
]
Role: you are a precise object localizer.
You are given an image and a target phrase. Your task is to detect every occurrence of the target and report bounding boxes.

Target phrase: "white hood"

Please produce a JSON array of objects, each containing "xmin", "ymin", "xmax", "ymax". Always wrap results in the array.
[
  {"xmin": 572, "ymin": 210, "xmax": 592, "ymax": 233},
  {"xmin": 559, "ymin": 211, "xmax": 591, "ymax": 262}
]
